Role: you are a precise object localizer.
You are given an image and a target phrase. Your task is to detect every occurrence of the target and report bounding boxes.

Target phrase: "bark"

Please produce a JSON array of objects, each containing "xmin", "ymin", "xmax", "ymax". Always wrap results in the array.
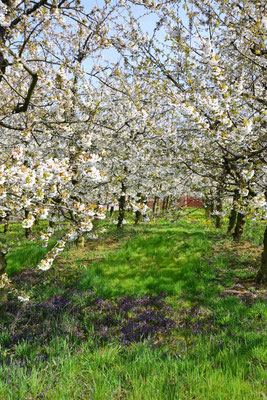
[
  {"xmin": 162, "ymin": 196, "xmax": 169, "ymax": 214},
  {"xmin": 215, "ymin": 215, "xmax": 221, "ymax": 229},
  {"xmin": 233, "ymin": 212, "xmax": 246, "ymax": 242},
  {"xmin": 204, "ymin": 205, "xmax": 211, "ymax": 219},
  {"xmin": 0, "ymin": 250, "xmax": 6, "ymax": 276},
  {"xmin": 204, "ymin": 198, "xmax": 214, "ymax": 219},
  {"xmin": 4, "ymin": 216, "xmax": 9, "ymax": 233},
  {"xmin": 227, "ymin": 190, "xmax": 239, "ymax": 235},
  {"xmin": 256, "ymin": 226, "xmax": 267, "ymax": 284},
  {"xmin": 215, "ymin": 197, "xmax": 223, "ymax": 229},
  {"xmin": 25, "ymin": 227, "xmax": 31, "ymax": 239},
  {"xmin": 135, "ymin": 210, "xmax": 142, "ymax": 225},
  {"xmin": 162, "ymin": 198, "xmax": 166, "ymax": 213},
  {"xmin": 49, "ymin": 220, "xmax": 56, "ymax": 228},
  {"xmin": 0, "ymin": 2, "xmax": 8, "ymax": 82},
  {"xmin": 135, "ymin": 192, "xmax": 142, "ymax": 224},
  {"xmin": 152, "ymin": 196, "xmax": 158, "ymax": 214},
  {"xmin": 165, "ymin": 196, "xmax": 170, "ymax": 210},
  {"xmin": 210, "ymin": 201, "xmax": 214, "ymax": 216},
  {"xmin": 0, "ymin": 245, "xmax": 7, "ymax": 304},
  {"xmin": 24, "ymin": 209, "xmax": 32, "ymax": 239},
  {"xmin": 76, "ymin": 235, "xmax": 85, "ymax": 248},
  {"xmin": 110, "ymin": 206, "xmax": 114, "ymax": 217},
  {"xmin": 117, "ymin": 183, "xmax": 126, "ymax": 230}
]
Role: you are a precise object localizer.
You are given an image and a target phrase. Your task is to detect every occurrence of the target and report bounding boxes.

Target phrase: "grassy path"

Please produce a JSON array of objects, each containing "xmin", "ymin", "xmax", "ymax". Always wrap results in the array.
[{"xmin": 0, "ymin": 212, "xmax": 266, "ymax": 399}]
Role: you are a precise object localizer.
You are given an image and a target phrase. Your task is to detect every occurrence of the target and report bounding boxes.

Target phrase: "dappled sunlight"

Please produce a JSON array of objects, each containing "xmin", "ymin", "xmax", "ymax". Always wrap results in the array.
[
  {"xmin": 0, "ymin": 212, "xmax": 265, "ymax": 399},
  {"xmin": 79, "ymin": 223, "xmax": 215, "ymax": 298}
]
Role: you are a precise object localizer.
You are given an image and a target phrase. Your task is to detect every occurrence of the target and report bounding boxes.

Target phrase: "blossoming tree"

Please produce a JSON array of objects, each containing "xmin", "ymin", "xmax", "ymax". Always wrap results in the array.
[{"xmin": 115, "ymin": 0, "xmax": 266, "ymax": 282}]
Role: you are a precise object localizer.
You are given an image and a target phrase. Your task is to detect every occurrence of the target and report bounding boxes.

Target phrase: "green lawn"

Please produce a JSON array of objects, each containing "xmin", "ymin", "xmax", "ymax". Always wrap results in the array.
[{"xmin": 0, "ymin": 211, "xmax": 266, "ymax": 399}]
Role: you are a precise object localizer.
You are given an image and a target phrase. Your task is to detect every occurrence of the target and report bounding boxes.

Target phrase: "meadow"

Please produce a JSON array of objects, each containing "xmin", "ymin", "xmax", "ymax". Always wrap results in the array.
[{"xmin": 0, "ymin": 210, "xmax": 266, "ymax": 400}]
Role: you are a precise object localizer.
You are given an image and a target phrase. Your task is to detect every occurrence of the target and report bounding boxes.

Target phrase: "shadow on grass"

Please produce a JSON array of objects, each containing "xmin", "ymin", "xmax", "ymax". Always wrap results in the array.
[
  {"xmin": 0, "ymin": 215, "xmax": 265, "ymax": 400},
  {"xmin": 79, "ymin": 223, "xmax": 217, "ymax": 300},
  {"xmin": 6, "ymin": 239, "xmax": 57, "ymax": 275}
]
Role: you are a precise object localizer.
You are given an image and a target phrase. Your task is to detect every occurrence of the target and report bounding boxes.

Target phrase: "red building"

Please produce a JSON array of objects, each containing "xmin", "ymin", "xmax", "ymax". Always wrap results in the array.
[
  {"xmin": 147, "ymin": 194, "xmax": 203, "ymax": 210},
  {"xmin": 177, "ymin": 194, "xmax": 203, "ymax": 208}
]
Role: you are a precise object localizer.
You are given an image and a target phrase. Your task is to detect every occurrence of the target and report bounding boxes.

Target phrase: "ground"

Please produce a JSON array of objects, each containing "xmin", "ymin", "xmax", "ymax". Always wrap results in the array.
[{"xmin": 0, "ymin": 210, "xmax": 266, "ymax": 399}]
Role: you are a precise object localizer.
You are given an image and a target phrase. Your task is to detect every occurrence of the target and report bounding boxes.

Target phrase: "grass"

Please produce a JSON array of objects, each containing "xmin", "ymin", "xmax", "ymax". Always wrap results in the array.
[
  {"xmin": 0, "ymin": 210, "xmax": 266, "ymax": 399},
  {"xmin": 79, "ymin": 224, "xmax": 212, "ymax": 298},
  {"xmin": 0, "ymin": 220, "xmax": 57, "ymax": 276}
]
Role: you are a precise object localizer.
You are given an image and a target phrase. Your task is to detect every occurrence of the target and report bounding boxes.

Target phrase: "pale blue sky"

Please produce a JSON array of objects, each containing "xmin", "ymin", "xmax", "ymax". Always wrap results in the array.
[{"xmin": 79, "ymin": 0, "xmax": 187, "ymax": 75}]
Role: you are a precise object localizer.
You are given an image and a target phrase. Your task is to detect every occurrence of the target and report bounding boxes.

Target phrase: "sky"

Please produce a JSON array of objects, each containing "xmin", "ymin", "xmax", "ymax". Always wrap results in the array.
[{"xmin": 79, "ymin": 0, "xmax": 187, "ymax": 75}]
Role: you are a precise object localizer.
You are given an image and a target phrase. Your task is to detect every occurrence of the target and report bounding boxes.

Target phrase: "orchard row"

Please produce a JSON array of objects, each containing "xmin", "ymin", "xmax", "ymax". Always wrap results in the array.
[{"xmin": 0, "ymin": 0, "xmax": 266, "ymax": 285}]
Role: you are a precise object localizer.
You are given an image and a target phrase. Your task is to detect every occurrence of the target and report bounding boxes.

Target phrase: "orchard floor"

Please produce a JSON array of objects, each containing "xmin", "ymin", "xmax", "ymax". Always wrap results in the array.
[{"xmin": 0, "ymin": 211, "xmax": 266, "ymax": 400}]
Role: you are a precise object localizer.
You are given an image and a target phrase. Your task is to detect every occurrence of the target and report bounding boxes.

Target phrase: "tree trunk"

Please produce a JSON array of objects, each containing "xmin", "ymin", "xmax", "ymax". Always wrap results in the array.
[
  {"xmin": 0, "ymin": 247, "xmax": 7, "ymax": 304},
  {"xmin": 210, "ymin": 201, "xmax": 214, "ymax": 217},
  {"xmin": 152, "ymin": 196, "xmax": 158, "ymax": 214},
  {"xmin": 25, "ymin": 228, "xmax": 31, "ymax": 239},
  {"xmin": 165, "ymin": 196, "xmax": 170, "ymax": 211},
  {"xmin": 117, "ymin": 183, "xmax": 126, "ymax": 230},
  {"xmin": 227, "ymin": 190, "xmax": 239, "ymax": 235},
  {"xmin": 110, "ymin": 206, "xmax": 114, "ymax": 217},
  {"xmin": 4, "ymin": 217, "xmax": 9, "ymax": 233},
  {"xmin": 256, "ymin": 226, "xmax": 267, "ymax": 284},
  {"xmin": 49, "ymin": 219, "xmax": 55, "ymax": 228},
  {"xmin": 24, "ymin": 209, "xmax": 32, "ymax": 239},
  {"xmin": 135, "ymin": 192, "xmax": 143, "ymax": 224},
  {"xmin": 204, "ymin": 204, "xmax": 211, "ymax": 219},
  {"xmin": 204, "ymin": 200, "xmax": 214, "ymax": 219},
  {"xmin": 215, "ymin": 214, "xmax": 221, "ymax": 229},
  {"xmin": 76, "ymin": 235, "xmax": 85, "ymax": 248},
  {"xmin": 0, "ymin": 250, "xmax": 6, "ymax": 276},
  {"xmin": 215, "ymin": 198, "xmax": 222, "ymax": 228},
  {"xmin": 162, "ymin": 198, "xmax": 166, "ymax": 214},
  {"xmin": 233, "ymin": 212, "xmax": 246, "ymax": 242},
  {"xmin": 135, "ymin": 210, "xmax": 141, "ymax": 225}
]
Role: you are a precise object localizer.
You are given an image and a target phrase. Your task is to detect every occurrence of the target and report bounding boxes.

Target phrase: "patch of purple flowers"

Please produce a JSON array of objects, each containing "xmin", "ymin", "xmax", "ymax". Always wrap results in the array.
[{"xmin": 0, "ymin": 287, "xmax": 215, "ymax": 366}]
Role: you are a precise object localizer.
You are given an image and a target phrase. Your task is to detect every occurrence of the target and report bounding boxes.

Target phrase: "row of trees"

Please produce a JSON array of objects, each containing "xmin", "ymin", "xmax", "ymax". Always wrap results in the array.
[
  {"xmin": 115, "ymin": 0, "xmax": 266, "ymax": 281},
  {"xmin": 0, "ymin": 0, "xmax": 266, "ymax": 289}
]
